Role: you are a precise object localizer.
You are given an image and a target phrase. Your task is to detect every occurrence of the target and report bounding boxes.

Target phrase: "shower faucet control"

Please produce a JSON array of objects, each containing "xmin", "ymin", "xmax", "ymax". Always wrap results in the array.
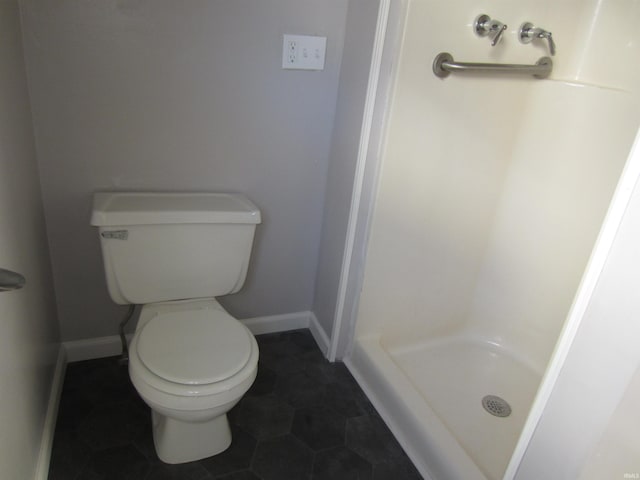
[
  {"xmin": 519, "ymin": 22, "xmax": 556, "ymax": 56},
  {"xmin": 474, "ymin": 14, "xmax": 507, "ymax": 46}
]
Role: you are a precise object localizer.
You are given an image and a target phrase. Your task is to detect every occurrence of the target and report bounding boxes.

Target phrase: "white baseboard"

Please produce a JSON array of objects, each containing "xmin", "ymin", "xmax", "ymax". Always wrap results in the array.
[
  {"xmin": 243, "ymin": 310, "xmax": 330, "ymax": 357},
  {"xmin": 64, "ymin": 310, "xmax": 332, "ymax": 362},
  {"xmin": 64, "ymin": 334, "xmax": 133, "ymax": 363},
  {"xmin": 308, "ymin": 311, "xmax": 331, "ymax": 357},
  {"xmin": 239, "ymin": 311, "xmax": 310, "ymax": 335},
  {"xmin": 34, "ymin": 346, "xmax": 67, "ymax": 480}
]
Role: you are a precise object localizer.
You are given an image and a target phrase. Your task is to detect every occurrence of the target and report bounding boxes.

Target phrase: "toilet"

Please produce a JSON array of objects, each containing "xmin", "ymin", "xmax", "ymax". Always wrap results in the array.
[{"xmin": 90, "ymin": 191, "xmax": 261, "ymax": 464}]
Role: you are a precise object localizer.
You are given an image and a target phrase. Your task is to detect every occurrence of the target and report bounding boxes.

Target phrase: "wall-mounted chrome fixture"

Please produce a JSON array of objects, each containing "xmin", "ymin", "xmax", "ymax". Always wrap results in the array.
[
  {"xmin": 519, "ymin": 22, "xmax": 556, "ymax": 56},
  {"xmin": 474, "ymin": 14, "xmax": 507, "ymax": 46}
]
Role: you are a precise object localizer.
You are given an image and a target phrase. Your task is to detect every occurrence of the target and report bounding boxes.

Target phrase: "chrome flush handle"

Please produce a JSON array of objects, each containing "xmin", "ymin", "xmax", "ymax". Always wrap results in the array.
[
  {"xmin": 519, "ymin": 22, "xmax": 556, "ymax": 56},
  {"xmin": 474, "ymin": 14, "xmax": 507, "ymax": 46}
]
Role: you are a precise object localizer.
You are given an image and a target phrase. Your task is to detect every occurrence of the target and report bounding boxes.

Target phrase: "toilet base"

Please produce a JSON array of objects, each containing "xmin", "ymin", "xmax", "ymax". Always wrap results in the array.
[{"xmin": 152, "ymin": 410, "xmax": 232, "ymax": 464}]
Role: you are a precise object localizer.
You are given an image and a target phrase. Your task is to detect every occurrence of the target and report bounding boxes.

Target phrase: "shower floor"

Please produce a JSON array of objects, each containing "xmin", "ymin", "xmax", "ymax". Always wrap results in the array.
[{"xmin": 388, "ymin": 335, "xmax": 541, "ymax": 479}]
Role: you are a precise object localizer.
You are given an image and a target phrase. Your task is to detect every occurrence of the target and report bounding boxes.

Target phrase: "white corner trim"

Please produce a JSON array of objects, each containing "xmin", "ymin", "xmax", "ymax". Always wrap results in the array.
[
  {"xmin": 308, "ymin": 311, "xmax": 331, "ymax": 357},
  {"xmin": 329, "ymin": 0, "xmax": 393, "ymax": 362},
  {"xmin": 63, "ymin": 311, "xmax": 323, "ymax": 363},
  {"xmin": 35, "ymin": 346, "xmax": 67, "ymax": 480}
]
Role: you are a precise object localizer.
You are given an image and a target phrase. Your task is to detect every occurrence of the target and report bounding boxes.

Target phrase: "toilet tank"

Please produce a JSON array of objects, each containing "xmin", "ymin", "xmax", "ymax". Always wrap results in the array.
[{"xmin": 91, "ymin": 192, "xmax": 261, "ymax": 305}]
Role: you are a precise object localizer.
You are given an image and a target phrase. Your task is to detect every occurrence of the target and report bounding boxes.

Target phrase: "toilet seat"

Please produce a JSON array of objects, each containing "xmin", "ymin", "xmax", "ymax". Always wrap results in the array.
[
  {"xmin": 129, "ymin": 299, "xmax": 259, "ymax": 403},
  {"xmin": 136, "ymin": 308, "xmax": 252, "ymax": 385}
]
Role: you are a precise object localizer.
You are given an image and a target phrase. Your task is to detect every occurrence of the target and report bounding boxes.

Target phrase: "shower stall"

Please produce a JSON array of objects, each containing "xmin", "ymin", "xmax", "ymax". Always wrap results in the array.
[{"xmin": 336, "ymin": 1, "xmax": 640, "ymax": 478}]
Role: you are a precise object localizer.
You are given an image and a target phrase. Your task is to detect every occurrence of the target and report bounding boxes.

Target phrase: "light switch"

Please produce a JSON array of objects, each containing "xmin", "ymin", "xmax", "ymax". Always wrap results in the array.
[{"xmin": 282, "ymin": 34, "xmax": 326, "ymax": 71}]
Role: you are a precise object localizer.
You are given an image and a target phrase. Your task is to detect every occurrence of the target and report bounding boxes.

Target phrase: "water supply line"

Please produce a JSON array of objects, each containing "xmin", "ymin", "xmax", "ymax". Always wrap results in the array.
[{"xmin": 119, "ymin": 304, "xmax": 136, "ymax": 365}]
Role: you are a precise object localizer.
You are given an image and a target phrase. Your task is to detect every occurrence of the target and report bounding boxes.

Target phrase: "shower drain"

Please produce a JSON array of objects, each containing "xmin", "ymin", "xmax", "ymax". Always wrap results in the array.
[{"xmin": 482, "ymin": 395, "xmax": 512, "ymax": 417}]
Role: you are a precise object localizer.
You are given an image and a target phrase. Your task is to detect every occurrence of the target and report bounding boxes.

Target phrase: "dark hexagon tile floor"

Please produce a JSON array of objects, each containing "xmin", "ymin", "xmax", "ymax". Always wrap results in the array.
[{"xmin": 48, "ymin": 329, "xmax": 422, "ymax": 479}]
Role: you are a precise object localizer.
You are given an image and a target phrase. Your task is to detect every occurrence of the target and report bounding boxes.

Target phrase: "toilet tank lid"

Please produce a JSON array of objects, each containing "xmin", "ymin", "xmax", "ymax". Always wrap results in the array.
[{"xmin": 90, "ymin": 192, "xmax": 261, "ymax": 226}]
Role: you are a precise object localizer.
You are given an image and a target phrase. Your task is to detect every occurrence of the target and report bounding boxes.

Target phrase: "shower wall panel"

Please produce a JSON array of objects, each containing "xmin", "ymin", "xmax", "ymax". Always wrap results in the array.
[{"xmin": 355, "ymin": 0, "xmax": 639, "ymax": 356}]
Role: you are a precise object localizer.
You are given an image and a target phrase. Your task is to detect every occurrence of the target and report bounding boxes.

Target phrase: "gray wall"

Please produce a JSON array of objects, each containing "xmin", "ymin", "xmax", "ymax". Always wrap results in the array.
[
  {"xmin": 20, "ymin": 0, "xmax": 349, "ymax": 341},
  {"xmin": 0, "ymin": 1, "xmax": 60, "ymax": 477},
  {"xmin": 313, "ymin": 0, "xmax": 381, "ymax": 338}
]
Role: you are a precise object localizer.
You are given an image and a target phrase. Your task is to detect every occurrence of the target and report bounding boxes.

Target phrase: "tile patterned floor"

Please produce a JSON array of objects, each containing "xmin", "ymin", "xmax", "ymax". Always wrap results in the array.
[{"xmin": 48, "ymin": 329, "xmax": 422, "ymax": 480}]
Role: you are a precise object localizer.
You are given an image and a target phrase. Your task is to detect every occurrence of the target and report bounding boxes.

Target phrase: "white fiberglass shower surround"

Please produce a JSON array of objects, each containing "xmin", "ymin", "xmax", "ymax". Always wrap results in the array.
[{"xmin": 333, "ymin": 1, "xmax": 640, "ymax": 479}]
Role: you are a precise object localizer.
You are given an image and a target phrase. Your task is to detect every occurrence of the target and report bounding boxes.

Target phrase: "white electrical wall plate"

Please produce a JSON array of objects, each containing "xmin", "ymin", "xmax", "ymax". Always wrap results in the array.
[{"xmin": 282, "ymin": 34, "xmax": 327, "ymax": 71}]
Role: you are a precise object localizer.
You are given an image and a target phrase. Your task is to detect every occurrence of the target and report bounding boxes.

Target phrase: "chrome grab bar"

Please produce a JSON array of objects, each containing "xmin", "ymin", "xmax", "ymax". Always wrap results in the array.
[
  {"xmin": 0, "ymin": 268, "xmax": 26, "ymax": 291},
  {"xmin": 433, "ymin": 52, "xmax": 552, "ymax": 79}
]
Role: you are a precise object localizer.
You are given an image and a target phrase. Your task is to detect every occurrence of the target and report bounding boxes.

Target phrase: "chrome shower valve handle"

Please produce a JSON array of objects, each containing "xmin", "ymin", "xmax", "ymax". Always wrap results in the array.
[
  {"xmin": 474, "ymin": 14, "xmax": 507, "ymax": 46},
  {"xmin": 519, "ymin": 22, "xmax": 556, "ymax": 56}
]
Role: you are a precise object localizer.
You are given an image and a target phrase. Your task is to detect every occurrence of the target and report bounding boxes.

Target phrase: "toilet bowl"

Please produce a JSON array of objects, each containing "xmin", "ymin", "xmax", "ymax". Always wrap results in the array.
[
  {"xmin": 129, "ymin": 299, "xmax": 259, "ymax": 464},
  {"xmin": 91, "ymin": 191, "xmax": 262, "ymax": 463}
]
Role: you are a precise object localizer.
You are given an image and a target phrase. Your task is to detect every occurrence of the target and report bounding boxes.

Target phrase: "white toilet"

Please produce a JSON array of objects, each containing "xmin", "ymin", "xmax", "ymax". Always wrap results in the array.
[{"xmin": 91, "ymin": 191, "xmax": 261, "ymax": 464}]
